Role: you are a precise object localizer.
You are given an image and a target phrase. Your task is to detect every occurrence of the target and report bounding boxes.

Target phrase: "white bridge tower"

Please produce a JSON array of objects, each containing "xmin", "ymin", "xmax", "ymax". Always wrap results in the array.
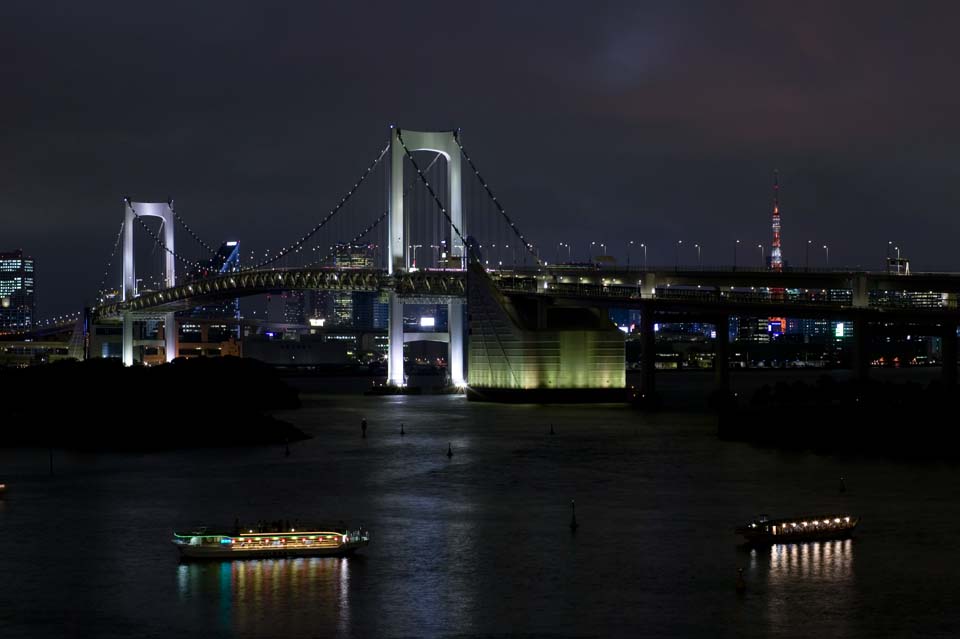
[
  {"xmin": 121, "ymin": 199, "xmax": 178, "ymax": 366},
  {"xmin": 387, "ymin": 128, "xmax": 465, "ymax": 388}
]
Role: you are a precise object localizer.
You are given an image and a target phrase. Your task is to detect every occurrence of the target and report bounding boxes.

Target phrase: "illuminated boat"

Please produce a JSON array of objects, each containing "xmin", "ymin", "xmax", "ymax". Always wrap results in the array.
[
  {"xmin": 736, "ymin": 514, "xmax": 858, "ymax": 544},
  {"xmin": 173, "ymin": 525, "xmax": 370, "ymax": 560}
]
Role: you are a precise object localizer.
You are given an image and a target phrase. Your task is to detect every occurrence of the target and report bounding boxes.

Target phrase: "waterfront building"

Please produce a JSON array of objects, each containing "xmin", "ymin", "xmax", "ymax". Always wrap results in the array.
[{"xmin": 0, "ymin": 249, "xmax": 35, "ymax": 330}]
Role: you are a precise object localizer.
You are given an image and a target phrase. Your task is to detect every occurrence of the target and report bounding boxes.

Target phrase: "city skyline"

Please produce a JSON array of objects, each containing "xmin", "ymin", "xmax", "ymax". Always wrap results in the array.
[{"xmin": 4, "ymin": 3, "xmax": 960, "ymax": 317}]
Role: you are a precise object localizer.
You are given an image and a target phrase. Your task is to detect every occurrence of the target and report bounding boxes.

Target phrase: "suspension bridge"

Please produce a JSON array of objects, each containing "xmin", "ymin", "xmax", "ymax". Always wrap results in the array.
[{"xmin": 7, "ymin": 127, "xmax": 960, "ymax": 398}]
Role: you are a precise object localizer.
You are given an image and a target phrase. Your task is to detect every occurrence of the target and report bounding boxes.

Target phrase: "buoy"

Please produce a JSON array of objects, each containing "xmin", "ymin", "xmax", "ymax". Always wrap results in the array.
[
  {"xmin": 549, "ymin": 424, "xmax": 555, "ymax": 435},
  {"xmin": 284, "ymin": 440, "xmax": 290, "ymax": 457},
  {"xmin": 735, "ymin": 568, "xmax": 746, "ymax": 594},
  {"xmin": 447, "ymin": 443, "xmax": 453, "ymax": 458},
  {"xmin": 570, "ymin": 499, "xmax": 579, "ymax": 532},
  {"xmin": 840, "ymin": 476, "xmax": 846, "ymax": 493},
  {"xmin": 361, "ymin": 418, "xmax": 367, "ymax": 438},
  {"xmin": 400, "ymin": 423, "xmax": 405, "ymax": 436}
]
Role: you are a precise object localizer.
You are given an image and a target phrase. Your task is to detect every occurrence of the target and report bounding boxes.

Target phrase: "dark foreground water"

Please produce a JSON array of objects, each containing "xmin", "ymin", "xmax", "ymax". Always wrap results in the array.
[{"xmin": 1, "ymin": 388, "xmax": 958, "ymax": 638}]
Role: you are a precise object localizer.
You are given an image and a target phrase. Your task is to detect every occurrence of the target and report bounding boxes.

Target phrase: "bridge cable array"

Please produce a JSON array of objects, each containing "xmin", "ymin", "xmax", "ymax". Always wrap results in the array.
[
  {"xmin": 95, "ymin": 220, "xmax": 126, "ymax": 302},
  {"xmin": 169, "ymin": 199, "xmax": 220, "ymax": 259},
  {"xmin": 313, "ymin": 152, "xmax": 445, "ymax": 267},
  {"xmin": 242, "ymin": 144, "xmax": 389, "ymax": 272},
  {"xmin": 453, "ymin": 130, "xmax": 543, "ymax": 266}
]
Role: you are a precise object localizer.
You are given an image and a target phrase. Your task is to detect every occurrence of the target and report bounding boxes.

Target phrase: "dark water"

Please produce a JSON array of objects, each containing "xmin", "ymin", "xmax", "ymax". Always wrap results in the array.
[{"xmin": 1, "ymin": 389, "xmax": 958, "ymax": 638}]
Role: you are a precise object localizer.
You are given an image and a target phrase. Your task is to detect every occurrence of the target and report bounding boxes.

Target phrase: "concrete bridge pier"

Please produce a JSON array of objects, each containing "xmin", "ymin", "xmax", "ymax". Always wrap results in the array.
[
  {"xmin": 122, "ymin": 313, "xmax": 134, "ymax": 366},
  {"xmin": 448, "ymin": 299, "xmax": 465, "ymax": 387},
  {"xmin": 165, "ymin": 312, "xmax": 178, "ymax": 362},
  {"xmin": 942, "ymin": 323, "xmax": 958, "ymax": 386},
  {"xmin": 640, "ymin": 306, "xmax": 657, "ymax": 400},
  {"xmin": 714, "ymin": 314, "xmax": 730, "ymax": 394},
  {"xmin": 852, "ymin": 315, "xmax": 870, "ymax": 381},
  {"xmin": 388, "ymin": 292, "xmax": 405, "ymax": 386}
]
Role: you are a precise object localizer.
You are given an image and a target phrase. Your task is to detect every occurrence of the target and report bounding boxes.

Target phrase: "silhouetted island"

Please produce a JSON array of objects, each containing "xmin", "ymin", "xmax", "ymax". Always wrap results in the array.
[
  {"xmin": 717, "ymin": 375, "xmax": 960, "ymax": 459},
  {"xmin": 0, "ymin": 357, "xmax": 308, "ymax": 450}
]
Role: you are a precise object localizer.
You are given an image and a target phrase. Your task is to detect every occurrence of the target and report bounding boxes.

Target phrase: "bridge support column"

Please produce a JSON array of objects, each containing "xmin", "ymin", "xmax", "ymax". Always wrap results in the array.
[
  {"xmin": 641, "ymin": 273, "xmax": 657, "ymax": 298},
  {"xmin": 165, "ymin": 312, "xmax": 178, "ymax": 362},
  {"xmin": 122, "ymin": 313, "xmax": 134, "ymax": 366},
  {"xmin": 852, "ymin": 274, "xmax": 869, "ymax": 308},
  {"xmin": 714, "ymin": 314, "xmax": 730, "ymax": 394},
  {"xmin": 640, "ymin": 306, "xmax": 657, "ymax": 400},
  {"xmin": 448, "ymin": 299, "xmax": 465, "ymax": 387},
  {"xmin": 942, "ymin": 323, "xmax": 957, "ymax": 386},
  {"xmin": 852, "ymin": 316, "xmax": 870, "ymax": 381},
  {"xmin": 387, "ymin": 293, "xmax": 405, "ymax": 386}
]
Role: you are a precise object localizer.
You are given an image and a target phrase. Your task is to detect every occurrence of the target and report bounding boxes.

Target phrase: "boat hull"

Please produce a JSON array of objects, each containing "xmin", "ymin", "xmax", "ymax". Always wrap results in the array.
[{"xmin": 176, "ymin": 540, "xmax": 368, "ymax": 561}]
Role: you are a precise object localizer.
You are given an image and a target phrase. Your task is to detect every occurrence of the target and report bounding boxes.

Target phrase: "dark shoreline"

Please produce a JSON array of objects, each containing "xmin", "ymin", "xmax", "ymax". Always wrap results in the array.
[
  {"xmin": 717, "ymin": 375, "xmax": 960, "ymax": 460},
  {"xmin": 0, "ymin": 357, "xmax": 309, "ymax": 451}
]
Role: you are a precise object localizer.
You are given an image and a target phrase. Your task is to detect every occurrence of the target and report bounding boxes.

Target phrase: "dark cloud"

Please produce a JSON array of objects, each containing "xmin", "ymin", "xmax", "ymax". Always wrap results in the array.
[{"xmin": 2, "ymin": 1, "xmax": 959, "ymax": 315}]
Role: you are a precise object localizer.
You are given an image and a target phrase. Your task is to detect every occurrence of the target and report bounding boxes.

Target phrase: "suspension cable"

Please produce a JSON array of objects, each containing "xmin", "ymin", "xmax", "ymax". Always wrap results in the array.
[
  {"xmin": 453, "ymin": 130, "xmax": 542, "ymax": 265},
  {"xmin": 315, "ymin": 152, "xmax": 444, "ymax": 266},
  {"xmin": 242, "ymin": 144, "xmax": 389, "ymax": 272},
  {"xmin": 396, "ymin": 130, "xmax": 473, "ymax": 263},
  {"xmin": 96, "ymin": 220, "xmax": 126, "ymax": 301},
  {"xmin": 170, "ymin": 199, "xmax": 219, "ymax": 257}
]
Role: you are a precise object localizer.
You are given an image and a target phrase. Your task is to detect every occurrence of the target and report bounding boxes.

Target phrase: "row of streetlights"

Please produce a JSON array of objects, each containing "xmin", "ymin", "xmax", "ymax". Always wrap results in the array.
[{"xmin": 552, "ymin": 239, "xmax": 833, "ymax": 269}]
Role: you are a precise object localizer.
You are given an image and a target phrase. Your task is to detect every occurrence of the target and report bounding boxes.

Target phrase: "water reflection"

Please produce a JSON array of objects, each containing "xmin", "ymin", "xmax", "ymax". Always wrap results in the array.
[
  {"xmin": 767, "ymin": 539, "xmax": 853, "ymax": 584},
  {"xmin": 176, "ymin": 557, "xmax": 351, "ymax": 636},
  {"xmin": 756, "ymin": 540, "xmax": 855, "ymax": 634}
]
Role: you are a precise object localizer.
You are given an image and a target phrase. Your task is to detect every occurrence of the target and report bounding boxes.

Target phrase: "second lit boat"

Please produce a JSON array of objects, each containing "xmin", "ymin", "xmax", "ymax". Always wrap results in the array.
[{"xmin": 736, "ymin": 514, "xmax": 858, "ymax": 544}]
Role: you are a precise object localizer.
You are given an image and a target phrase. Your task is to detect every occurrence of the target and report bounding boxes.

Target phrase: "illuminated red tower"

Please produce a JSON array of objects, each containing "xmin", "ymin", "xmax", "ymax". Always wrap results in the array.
[{"xmin": 770, "ymin": 170, "xmax": 783, "ymax": 271}]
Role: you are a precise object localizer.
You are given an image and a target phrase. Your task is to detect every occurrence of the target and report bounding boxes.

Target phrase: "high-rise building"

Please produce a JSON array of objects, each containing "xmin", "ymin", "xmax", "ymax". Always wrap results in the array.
[
  {"xmin": 330, "ymin": 243, "xmax": 387, "ymax": 329},
  {"xmin": 0, "ymin": 250, "xmax": 35, "ymax": 330},
  {"xmin": 187, "ymin": 241, "xmax": 241, "ymax": 320}
]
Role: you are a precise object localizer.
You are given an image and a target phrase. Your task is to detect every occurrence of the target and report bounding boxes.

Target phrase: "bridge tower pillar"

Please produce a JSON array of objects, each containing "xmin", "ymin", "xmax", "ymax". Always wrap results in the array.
[
  {"xmin": 122, "ymin": 199, "xmax": 177, "ymax": 365},
  {"xmin": 640, "ymin": 303, "xmax": 657, "ymax": 403},
  {"xmin": 386, "ymin": 128, "xmax": 465, "ymax": 387},
  {"xmin": 714, "ymin": 314, "xmax": 730, "ymax": 394},
  {"xmin": 852, "ymin": 315, "xmax": 870, "ymax": 381},
  {"xmin": 942, "ymin": 322, "xmax": 958, "ymax": 386}
]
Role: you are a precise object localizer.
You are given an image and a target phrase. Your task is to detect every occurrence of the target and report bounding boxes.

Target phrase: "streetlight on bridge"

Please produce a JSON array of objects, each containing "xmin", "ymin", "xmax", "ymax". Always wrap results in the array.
[
  {"xmin": 694, "ymin": 243, "xmax": 702, "ymax": 268},
  {"xmin": 410, "ymin": 244, "xmax": 423, "ymax": 269},
  {"xmin": 733, "ymin": 239, "xmax": 740, "ymax": 270},
  {"xmin": 676, "ymin": 240, "xmax": 683, "ymax": 269},
  {"xmin": 627, "ymin": 240, "xmax": 634, "ymax": 267},
  {"xmin": 823, "ymin": 244, "xmax": 829, "ymax": 267},
  {"xmin": 641, "ymin": 243, "xmax": 647, "ymax": 269},
  {"xmin": 758, "ymin": 244, "xmax": 765, "ymax": 268},
  {"xmin": 806, "ymin": 240, "xmax": 811, "ymax": 271}
]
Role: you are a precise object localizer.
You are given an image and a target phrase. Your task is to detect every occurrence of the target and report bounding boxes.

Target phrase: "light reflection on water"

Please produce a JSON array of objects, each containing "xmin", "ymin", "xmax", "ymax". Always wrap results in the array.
[
  {"xmin": 755, "ymin": 540, "xmax": 855, "ymax": 634},
  {"xmin": 176, "ymin": 557, "xmax": 351, "ymax": 636},
  {"xmin": 768, "ymin": 539, "xmax": 853, "ymax": 584}
]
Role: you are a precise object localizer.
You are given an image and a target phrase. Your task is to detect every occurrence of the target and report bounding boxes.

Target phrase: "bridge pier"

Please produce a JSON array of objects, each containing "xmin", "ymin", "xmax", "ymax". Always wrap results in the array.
[
  {"xmin": 852, "ymin": 315, "xmax": 870, "ymax": 381},
  {"xmin": 640, "ymin": 307, "xmax": 656, "ymax": 399},
  {"xmin": 714, "ymin": 314, "xmax": 730, "ymax": 394},
  {"xmin": 448, "ymin": 299, "xmax": 465, "ymax": 387},
  {"xmin": 387, "ymin": 293, "xmax": 405, "ymax": 386},
  {"xmin": 122, "ymin": 313, "xmax": 134, "ymax": 366},
  {"xmin": 165, "ymin": 312, "xmax": 178, "ymax": 362},
  {"xmin": 942, "ymin": 323, "xmax": 957, "ymax": 386}
]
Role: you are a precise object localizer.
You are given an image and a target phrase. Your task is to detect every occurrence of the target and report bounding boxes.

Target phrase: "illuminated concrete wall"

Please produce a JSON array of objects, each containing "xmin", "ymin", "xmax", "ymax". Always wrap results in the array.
[{"xmin": 467, "ymin": 266, "xmax": 624, "ymax": 390}]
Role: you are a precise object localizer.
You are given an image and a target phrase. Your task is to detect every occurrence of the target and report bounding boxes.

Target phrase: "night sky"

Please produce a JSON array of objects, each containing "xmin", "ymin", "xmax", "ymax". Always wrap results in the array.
[{"xmin": 4, "ymin": 1, "xmax": 960, "ymax": 317}]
